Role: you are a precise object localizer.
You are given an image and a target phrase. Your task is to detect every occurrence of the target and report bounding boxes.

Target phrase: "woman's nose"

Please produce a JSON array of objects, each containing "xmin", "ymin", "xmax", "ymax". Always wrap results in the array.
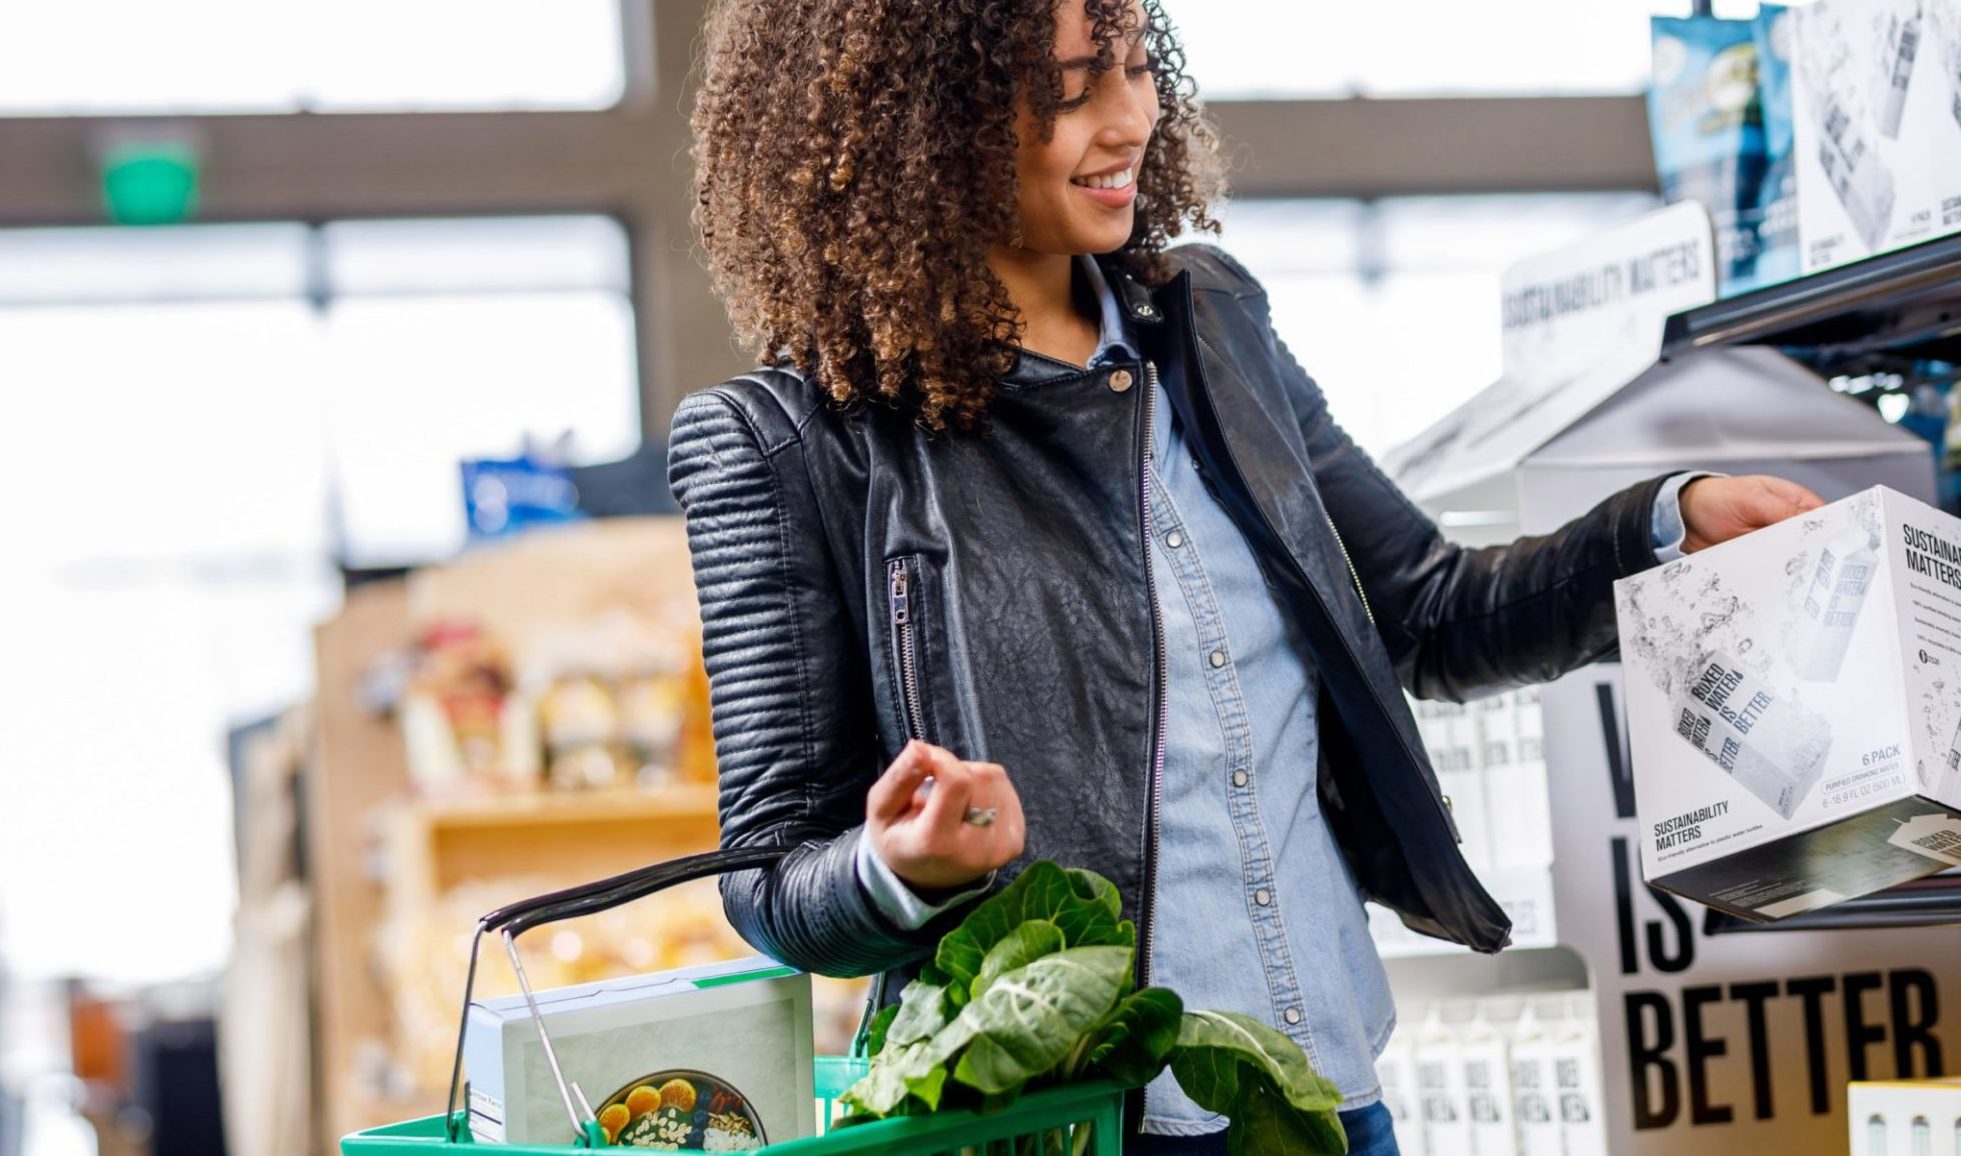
[{"xmin": 1101, "ymin": 79, "xmax": 1157, "ymax": 147}]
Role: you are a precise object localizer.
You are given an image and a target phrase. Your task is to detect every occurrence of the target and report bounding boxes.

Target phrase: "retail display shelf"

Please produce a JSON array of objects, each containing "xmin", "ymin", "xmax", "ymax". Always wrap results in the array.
[
  {"xmin": 414, "ymin": 784, "xmax": 721, "ymax": 831},
  {"xmin": 1703, "ymin": 870, "xmax": 1961, "ymax": 935},
  {"xmin": 1661, "ymin": 232, "xmax": 1961, "ymax": 364}
]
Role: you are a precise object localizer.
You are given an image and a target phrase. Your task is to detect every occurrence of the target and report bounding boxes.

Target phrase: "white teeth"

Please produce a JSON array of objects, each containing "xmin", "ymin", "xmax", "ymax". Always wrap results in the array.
[{"xmin": 1073, "ymin": 168, "xmax": 1134, "ymax": 190}]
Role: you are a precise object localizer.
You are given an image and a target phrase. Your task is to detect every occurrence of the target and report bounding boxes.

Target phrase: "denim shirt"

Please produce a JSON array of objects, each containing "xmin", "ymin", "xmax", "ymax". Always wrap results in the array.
[{"xmin": 857, "ymin": 254, "xmax": 1699, "ymax": 1134}]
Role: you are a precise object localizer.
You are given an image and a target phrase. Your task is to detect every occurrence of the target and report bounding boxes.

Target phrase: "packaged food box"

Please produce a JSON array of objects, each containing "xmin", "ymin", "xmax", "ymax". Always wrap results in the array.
[
  {"xmin": 1848, "ymin": 1076, "xmax": 1961, "ymax": 1154},
  {"xmin": 1614, "ymin": 485, "xmax": 1961, "ymax": 922},
  {"xmin": 463, "ymin": 956, "xmax": 814, "ymax": 1149}
]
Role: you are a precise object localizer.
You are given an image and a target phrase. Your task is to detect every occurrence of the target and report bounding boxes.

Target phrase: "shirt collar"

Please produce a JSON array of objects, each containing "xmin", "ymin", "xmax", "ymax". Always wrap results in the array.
[{"xmin": 1078, "ymin": 254, "xmax": 1140, "ymax": 368}]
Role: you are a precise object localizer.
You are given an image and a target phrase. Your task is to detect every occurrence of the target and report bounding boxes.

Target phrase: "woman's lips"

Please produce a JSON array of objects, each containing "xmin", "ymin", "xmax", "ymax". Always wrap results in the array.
[{"xmin": 1070, "ymin": 168, "xmax": 1137, "ymax": 208}]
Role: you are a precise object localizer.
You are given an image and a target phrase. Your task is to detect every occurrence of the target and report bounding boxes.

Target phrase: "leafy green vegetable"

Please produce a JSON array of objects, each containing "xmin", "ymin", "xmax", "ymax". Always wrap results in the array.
[
  {"xmin": 973, "ymin": 920, "xmax": 1066, "ymax": 999},
  {"xmin": 885, "ymin": 979, "xmax": 951, "ymax": 1049},
  {"xmin": 864, "ymin": 1004, "xmax": 897, "ymax": 1057},
  {"xmin": 918, "ymin": 961, "xmax": 967, "ymax": 1011},
  {"xmin": 948, "ymin": 945, "xmax": 1131, "ymax": 1093},
  {"xmin": 936, "ymin": 862, "xmax": 1131, "ymax": 991},
  {"xmin": 839, "ymin": 1039, "xmax": 928, "ymax": 1116},
  {"xmin": 838, "ymin": 861, "xmax": 1345, "ymax": 1156},
  {"xmin": 1084, "ymin": 987, "xmax": 1183, "ymax": 1086},
  {"xmin": 1169, "ymin": 1010, "xmax": 1346, "ymax": 1156},
  {"xmin": 1226, "ymin": 1071, "xmax": 1348, "ymax": 1156}
]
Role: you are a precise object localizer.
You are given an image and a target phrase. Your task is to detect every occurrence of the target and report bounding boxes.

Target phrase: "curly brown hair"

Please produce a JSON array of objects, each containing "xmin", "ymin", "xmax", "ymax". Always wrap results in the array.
[{"xmin": 690, "ymin": 0, "xmax": 1223, "ymax": 430}]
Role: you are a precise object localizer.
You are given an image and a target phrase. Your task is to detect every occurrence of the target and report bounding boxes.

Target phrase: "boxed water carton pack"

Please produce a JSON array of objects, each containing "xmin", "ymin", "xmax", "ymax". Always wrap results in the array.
[
  {"xmin": 1614, "ymin": 485, "xmax": 1961, "ymax": 922},
  {"xmin": 464, "ymin": 956, "xmax": 813, "ymax": 1150},
  {"xmin": 1849, "ymin": 1077, "xmax": 1961, "ymax": 1155}
]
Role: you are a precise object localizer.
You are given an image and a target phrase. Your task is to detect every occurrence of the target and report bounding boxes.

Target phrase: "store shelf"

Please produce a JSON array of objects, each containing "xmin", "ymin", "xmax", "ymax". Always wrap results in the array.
[
  {"xmin": 388, "ymin": 785, "xmax": 723, "ymax": 904},
  {"xmin": 415, "ymin": 783, "xmax": 720, "ymax": 831},
  {"xmin": 1661, "ymin": 232, "xmax": 1961, "ymax": 366},
  {"xmin": 1704, "ymin": 871, "xmax": 1961, "ymax": 934}
]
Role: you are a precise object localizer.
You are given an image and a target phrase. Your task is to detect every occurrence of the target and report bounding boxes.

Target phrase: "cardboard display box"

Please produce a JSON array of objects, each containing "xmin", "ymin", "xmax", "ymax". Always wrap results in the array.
[
  {"xmin": 1614, "ymin": 485, "xmax": 1961, "ymax": 922},
  {"xmin": 464, "ymin": 956, "xmax": 814, "ymax": 1150}
]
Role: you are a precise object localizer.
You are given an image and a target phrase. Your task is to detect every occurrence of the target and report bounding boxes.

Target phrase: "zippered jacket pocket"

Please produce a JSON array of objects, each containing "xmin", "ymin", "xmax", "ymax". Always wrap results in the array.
[{"xmin": 886, "ymin": 555, "xmax": 931, "ymax": 744}]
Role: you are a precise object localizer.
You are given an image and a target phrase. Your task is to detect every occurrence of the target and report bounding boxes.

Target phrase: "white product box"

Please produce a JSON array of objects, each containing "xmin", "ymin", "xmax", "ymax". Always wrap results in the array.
[
  {"xmin": 1791, "ymin": 0, "xmax": 1961, "ymax": 273},
  {"xmin": 463, "ymin": 956, "xmax": 814, "ymax": 1149},
  {"xmin": 1509, "ymin": 996, "xmax": 1565, "ymax": 1156},
  {"xmin": 1375, "ymin": 1029, "xmax": 1430, "ymax": 1156},
  {"xmin": 1849, "ymin": 1077, "xmax": 1961, "ymax": 1155},
  {"xmin": 1412, "ymin": 697, "xmax": 1494, "ymax": 872},
  {"xmin": 1483, "ymin": 690, "xmax": 1557, "ymax": 870},
  {"xmin": 1614, "ymin": 485, "xmax": 1961, "ymax": 922},
  {"xmin": 1463, "ymin": 998, "xmax": 1523, "ymax": 1156},
  {"xmin": 1550, "ymin": 994, "xmax": 1608, "ymax": 1156},
  {"xmin": 1415, "ymin": 1001, "xmax": 1477, "ymax": 1155}
]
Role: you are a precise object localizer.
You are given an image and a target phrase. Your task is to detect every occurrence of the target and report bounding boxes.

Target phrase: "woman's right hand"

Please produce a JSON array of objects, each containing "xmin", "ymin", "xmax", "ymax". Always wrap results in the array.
[{"xmin": 866, "ymin": 739, "xmax": 1026, "ymax": 895}]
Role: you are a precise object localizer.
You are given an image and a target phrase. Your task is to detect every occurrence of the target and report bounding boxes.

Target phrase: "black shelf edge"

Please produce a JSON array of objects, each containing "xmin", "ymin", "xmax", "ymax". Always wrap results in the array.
[
  {"xmin": 1661, "ymin": 232, "xmax": 1961, "ymax": 360},
  {"xmin": 1703, "ymin": 871, "xmax": 1961, "ymax": 934}
]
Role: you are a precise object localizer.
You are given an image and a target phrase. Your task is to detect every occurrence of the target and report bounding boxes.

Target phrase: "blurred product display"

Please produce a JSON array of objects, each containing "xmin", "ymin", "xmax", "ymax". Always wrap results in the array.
[
  {"xmin": 302, "ymin": 519, "xmax": 868, "ymax": 1152},
  {"xmin": 1639, "ymin": 11, "xmax": 1796, "ymax": 294},
  {"xmin": 57, "ymin": 983, "xmax": 228, "ymax": 1156},
  {"xmin": 460, "ymin": 454, "xmax": 584, "ymax": 545},
  {"xmin": 1376, "ymin": 992, "xmax": 1607, "ymax": 1156},
  {"xmin": 1649, "ymin": 0, "xmax": 1961, "ymax": 297},
  {"xmin": 394, "ymin": 605, "xmax": 712, "ymax": 798}
]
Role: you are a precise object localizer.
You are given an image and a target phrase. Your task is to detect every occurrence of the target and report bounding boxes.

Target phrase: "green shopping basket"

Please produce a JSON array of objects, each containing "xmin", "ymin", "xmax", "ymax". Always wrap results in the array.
[{"xmin": 340, "ymin": 846, "xmax": 1126, "ymax": 1156}]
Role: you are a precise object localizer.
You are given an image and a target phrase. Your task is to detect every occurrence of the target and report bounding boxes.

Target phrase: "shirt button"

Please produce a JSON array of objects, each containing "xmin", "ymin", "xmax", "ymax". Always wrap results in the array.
[
  {"xmin": 1209, "ymin": 650, "xmax": 1226, "ymax": 668},
  {"xmin": 1136, "ymin": 303, "xmax": 1156, "ymax": 318},
  {"xmin": 1232, "ymin": 770, "xmax": 1249, "ymax": 788},
  {"xmin": 1166, "ymin": 530, "xmax": 1184, "ymax": 549},
  {"xmin": 1284, "ymin": 1008, "xmax": 1302, "ymax": 1026},
  {"xmin": 1108, "ymin": 368, "xmax": 1134, "ymax": 392},
  {"xmin": 1254, "ymin": 888, "xmax": 1272, "ymax": 906}
]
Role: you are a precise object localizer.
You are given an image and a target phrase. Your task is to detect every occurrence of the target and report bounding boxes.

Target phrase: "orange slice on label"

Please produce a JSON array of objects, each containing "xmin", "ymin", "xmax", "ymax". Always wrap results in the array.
[
  {"xmin": 597, "ymin": 1104, "xmax": 630, "ymax": 1143},
  {"xmin": 623, "ymin": 1086, "xmax": 660, "ymax": 1120},
  {"xmin": 658, "ymin": 1078, "xmax": 697, "ymax": 1113}
]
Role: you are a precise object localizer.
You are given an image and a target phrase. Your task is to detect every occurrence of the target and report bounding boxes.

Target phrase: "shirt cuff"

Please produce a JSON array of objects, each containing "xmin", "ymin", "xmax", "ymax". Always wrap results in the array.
[
  {"xmin": 1651, "ymin": 471, "xmax": 1724, "ymax": 564},
  {"xmin": 853, "ymin": 833, "xmax": 994, "ymax": 932}
]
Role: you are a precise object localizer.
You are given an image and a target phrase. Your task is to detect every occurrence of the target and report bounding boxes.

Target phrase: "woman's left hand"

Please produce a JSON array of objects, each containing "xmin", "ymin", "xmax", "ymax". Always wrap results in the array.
[{"xmin": 1680, "ymin": 474, "xmax": 1828, "ymax": 554}]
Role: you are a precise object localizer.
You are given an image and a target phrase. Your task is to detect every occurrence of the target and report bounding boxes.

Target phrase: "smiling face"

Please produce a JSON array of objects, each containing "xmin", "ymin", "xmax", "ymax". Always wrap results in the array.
[{"xmin": 1008, "ymin": 0, "xmax": 1161, "ymax": 257}]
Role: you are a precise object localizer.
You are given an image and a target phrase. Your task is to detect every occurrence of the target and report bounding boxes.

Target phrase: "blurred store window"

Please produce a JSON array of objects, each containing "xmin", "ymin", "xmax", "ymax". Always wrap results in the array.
[
  {"xmin": 320, "ymin": 216, "xmax": 638, "ymax": 567},
  {"xmin": 1206, "ymin": 193, "xmax": 1661, "ymax": 456},
  {"xmin": 1171, "ymin": 0, "xmax": 1762, "ymax": 97},
  {"xmin": 0, "ymin": 0, "xmax": 624, "ymax": 115},
  {"xmin": 0, "ymin": 214, "xmax": 637, "ymax": 986}
]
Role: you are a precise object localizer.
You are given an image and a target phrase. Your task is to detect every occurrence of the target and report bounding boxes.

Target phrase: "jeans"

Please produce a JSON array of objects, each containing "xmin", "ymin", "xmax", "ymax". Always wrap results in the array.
[{"xmin": 1126, "ymin": 1102, "xmax": 1401, "ymax": 1155}]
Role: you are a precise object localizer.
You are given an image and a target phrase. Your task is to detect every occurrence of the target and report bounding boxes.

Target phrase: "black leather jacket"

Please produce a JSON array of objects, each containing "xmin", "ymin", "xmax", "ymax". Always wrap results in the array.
[{"xmin": 667, "ymin": 245, "xmax": 1669, "ymax": 991}]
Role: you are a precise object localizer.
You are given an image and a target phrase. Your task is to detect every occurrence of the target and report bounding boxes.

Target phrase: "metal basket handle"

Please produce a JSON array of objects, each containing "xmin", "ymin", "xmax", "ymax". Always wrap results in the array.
[{"xmin": 442, "ymin": 844, "xmax": 791, "ymax": 1145}]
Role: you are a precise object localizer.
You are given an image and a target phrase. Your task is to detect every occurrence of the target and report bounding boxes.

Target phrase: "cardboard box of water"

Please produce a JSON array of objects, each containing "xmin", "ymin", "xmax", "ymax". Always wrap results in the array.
[
  {"xmin": 464, "ymin": 956, "xmax": 814, "ymax": 1149},
  {"xmin": 1849, "ymin": 1077, "xmax": 1961, "ymax": 1155},
  {"xmin": 1614, "ymin": 485, "xmax": 1961, "ymax": 922}
]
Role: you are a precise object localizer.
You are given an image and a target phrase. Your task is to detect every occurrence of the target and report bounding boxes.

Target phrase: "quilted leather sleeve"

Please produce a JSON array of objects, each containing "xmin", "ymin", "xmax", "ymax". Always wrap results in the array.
[
  {"xmin": 1180, "ymin": 244, "xmax": 1671, "ymax": 702},
  {"xmin": 668, "ymin": 387, "xmax": 947, "ymax": 977}
]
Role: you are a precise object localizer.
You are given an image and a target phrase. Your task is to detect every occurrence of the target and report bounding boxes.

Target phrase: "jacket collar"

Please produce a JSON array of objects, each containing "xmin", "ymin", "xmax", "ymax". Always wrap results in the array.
[
  {"xmin": 1096, "ymin": 252, "xmax": 1167, "ymax": 329},
  {"xmin": 998, "ymin": 254, "xmax": 1173, "ymax": 388}
]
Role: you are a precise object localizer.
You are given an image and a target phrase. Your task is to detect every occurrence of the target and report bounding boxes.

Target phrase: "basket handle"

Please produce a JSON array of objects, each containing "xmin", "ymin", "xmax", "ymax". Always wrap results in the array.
[{"xmin": 443, "ymin": 844, "xmax": 792, "ymax": 1145}]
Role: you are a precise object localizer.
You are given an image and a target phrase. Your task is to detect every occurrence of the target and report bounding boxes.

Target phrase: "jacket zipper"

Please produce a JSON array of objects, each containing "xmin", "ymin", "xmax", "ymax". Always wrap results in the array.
[
  {"xmin": 1138, "ymin": 361, "xmax": 1169, "ymax": 1120},
  {"xmin": 888, "ymin": 559, "xmax": 927, "ymax": 741},
  {"xmin": 1324, "ymin": 514, "xmax": 1376, "ymax": 628},
  {"xmin": 865, "ymin": 559, "xmax": 927, "ymax": 1052}
]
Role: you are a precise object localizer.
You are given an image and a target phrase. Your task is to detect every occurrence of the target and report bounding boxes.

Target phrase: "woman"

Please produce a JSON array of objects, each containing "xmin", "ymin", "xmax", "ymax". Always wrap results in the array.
[{"xmin": 672, "ymin": 0, "xmax": 1822, "ymax": 1150}]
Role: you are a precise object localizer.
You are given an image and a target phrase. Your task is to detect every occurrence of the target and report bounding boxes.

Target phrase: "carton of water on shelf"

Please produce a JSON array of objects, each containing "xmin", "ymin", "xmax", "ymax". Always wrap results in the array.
[{"xmin": 1511, "ymin": 996, "xmax": 1566, "ymax": 1156}]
